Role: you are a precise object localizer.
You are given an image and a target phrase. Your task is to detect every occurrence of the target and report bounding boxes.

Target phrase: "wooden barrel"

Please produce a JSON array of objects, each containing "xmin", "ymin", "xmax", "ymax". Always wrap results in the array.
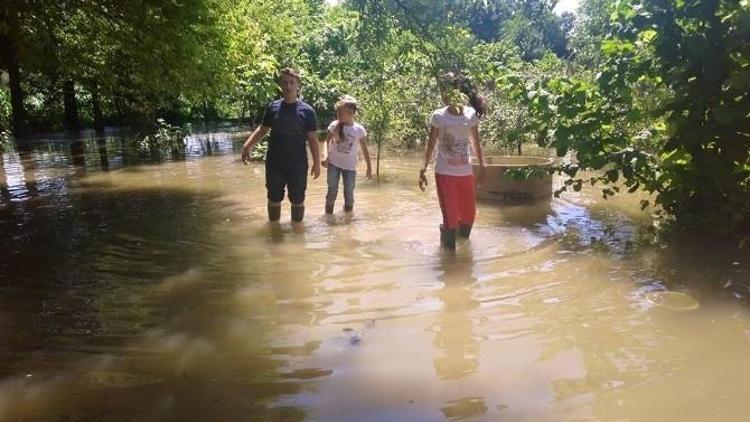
[{"xmin": 472, "ymin": 156, "xmax": 554, "ymax": 201}]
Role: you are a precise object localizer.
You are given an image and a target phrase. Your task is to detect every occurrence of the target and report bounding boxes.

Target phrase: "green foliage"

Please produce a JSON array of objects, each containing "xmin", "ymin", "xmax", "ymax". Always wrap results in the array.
[
  {"xmin": 569, "ymin": 0, "xmax": 613, "ymax": 68},
  {"xmin": 504, "ymin": 167, "xmax": 551, "ymax": 181},
  {"xmin": 501, "ymin": 0, "xmax": 750, "ymax": 236},
  {"xmin": 5, "ymin": 0, "xmax": 748, "ymax": 239},
  {"xmin": 250, "ymin": 139, "xmax": 268, "ymax": 162},
  {"xmin": 477, "ymin": 50, "xmax": 566, "ymax": 153},
  {"xmin": 0, "ymin": 87, "xmax": 10, "ymax": 130},
  {"xmin": 1, "ymin": 0, "xmax": 236, "ymax": 131},
  {"xmin": 459, "ymin": 1, "xmax": 571, "ymax": 60},
  {"xmin": 135, "ymin": 118, "xmax": 187, "ymax": 157},
  {"xmin": 503, "ymin": 14, "xmax": 546, "ymax": 61},
  {"xmin": 2, "ymin": 0, "xmax": 574, "ymax": 140},
  {"xmin": 0, "ymin": 129, "xmax": 11, "ymax": 152}
]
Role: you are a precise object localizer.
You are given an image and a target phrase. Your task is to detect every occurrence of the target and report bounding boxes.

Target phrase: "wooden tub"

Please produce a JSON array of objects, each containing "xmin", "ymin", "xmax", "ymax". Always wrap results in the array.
[{"xmin": 472, "ymin": 156, "xmax": 554, "ymax": 201}]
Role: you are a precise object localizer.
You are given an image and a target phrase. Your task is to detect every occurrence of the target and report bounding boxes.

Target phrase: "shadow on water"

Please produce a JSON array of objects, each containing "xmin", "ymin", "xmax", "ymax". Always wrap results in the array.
[
  {"xmin": 630, "ymin": 236, "xmax": 750, "ymax": 307},
  {"xmin": 0, "ymin": 183, "xmax": 223, "ymax": 362},
  {"xmin": 0, "ymin": 142, "xmax": 308, "ymax": 420}
]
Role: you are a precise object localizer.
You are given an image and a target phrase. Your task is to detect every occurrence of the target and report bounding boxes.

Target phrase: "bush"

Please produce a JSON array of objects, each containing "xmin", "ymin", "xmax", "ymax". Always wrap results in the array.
[
  {"xmin": 499, "ymin": 0, "xmax": 750, "ymax": 238},
  {"xmin": 0, "ymin": 130, "xmax": 12, "ymax": 152},
  {"xmin": 134, "ymin": 118, "xmax": 187, "ymax": 157}
]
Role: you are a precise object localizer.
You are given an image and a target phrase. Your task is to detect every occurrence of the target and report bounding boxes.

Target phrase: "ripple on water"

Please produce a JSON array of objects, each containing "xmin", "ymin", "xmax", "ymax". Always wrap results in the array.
[
  {"xmin": 645, "ymin": 291, "xmax": 700, "ymax": 311},
  {"xmin": 630, "ymin": 279, "xmax": 700, "ymax": 312}
]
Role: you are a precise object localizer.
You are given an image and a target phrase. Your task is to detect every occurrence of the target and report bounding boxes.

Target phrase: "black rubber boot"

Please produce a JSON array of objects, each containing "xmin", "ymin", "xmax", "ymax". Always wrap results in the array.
[
  {"xmin": 291, "ymin": 205, "xmax": 305, "ymax": 222},
  {"xmin": 268, "ymin": 203, "xmax": 281, "ymax": 222},
  {"xmin": 344, "ymin": 204, "xmax": 353, "ymax": 212},
  {"xmin": 440, "ymin": 225, "xmax": 457, "ymax": 251},
  {"xmin": 325, "ymin": 204, "xmax": 334, "ymax": 214},
  {"xmin": 458, "ymin": 223, "xmax": 473, "ymax": 239}
]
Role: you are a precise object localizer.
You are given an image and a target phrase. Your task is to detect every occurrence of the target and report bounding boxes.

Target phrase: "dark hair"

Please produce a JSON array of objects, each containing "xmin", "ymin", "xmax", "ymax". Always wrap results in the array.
[
  {"xmin": 279, "ymin": 67, "xmax": 301, "ymax": 82},
  {"xmin": 439, "ymin": 72, "xmax": 487, "ymax": 118}
]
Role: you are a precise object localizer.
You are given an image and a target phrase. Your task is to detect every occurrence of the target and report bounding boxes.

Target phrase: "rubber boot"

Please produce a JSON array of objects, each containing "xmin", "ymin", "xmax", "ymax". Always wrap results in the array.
[
  {"xmin": 440, "ymin": 225, "xmax": 456, "ymax": 251},
  {"xmin": 325, "ymin": 204, "xmax": 334, "ymax": 214},
  {"xmin": 268, "ymin": 203, "xmax": 281, "ymax": 222},
  {"xmin": 291, "ymin": 204, "xmax": 305, "ymax": 222},
  {"xmin": 458, "ymin": 223, "xmax": 473, "ymax": 239}
]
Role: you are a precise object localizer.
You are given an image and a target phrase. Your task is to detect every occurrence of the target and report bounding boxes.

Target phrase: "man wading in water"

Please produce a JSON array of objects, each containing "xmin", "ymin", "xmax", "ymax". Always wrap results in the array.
[{"xmin": 241, "ymin": 68, "xmax": 321, "ymax": 222}]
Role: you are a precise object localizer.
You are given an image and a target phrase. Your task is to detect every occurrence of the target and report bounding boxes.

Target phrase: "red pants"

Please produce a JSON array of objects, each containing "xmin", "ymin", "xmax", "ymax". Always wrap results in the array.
[{"xmin": 435, "ymin": 173, "xmax": 476, "ymax": 230}]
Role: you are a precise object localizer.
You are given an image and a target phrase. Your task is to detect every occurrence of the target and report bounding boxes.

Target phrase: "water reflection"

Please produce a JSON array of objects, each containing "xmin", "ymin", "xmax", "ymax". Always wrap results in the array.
[
  {"xmin": 0, "ymin": 177, "xmax": 307, "ymax": 420},
  {"xmin": 481, "ymin": 199, "xmax": 554, "ymax": 228},
  {"xmin": 440, "ymin": 396, "xmax": 488, "ymax": 420},
  {"xmin": 1, "ymin": 132, "xmax": 750, "ymax": 421},
  {"xmin": 70, "ymin": 140, "xmax": 86, "ymax": 168},
  {"xmin": 433, "ymin": 251, "xmax": 481, "ymax": 381},
  {"xmin": 97, "ymin": 139, "xmax": 109, "ymax": 170}
]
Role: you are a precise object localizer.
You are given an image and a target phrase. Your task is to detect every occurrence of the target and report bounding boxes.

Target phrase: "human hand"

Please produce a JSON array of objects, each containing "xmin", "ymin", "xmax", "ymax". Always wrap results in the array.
[
  {"xmin": 241, "ymin": 146, "xmax": 251, "ymax": 165},
  {"xmin": 321, "ymin": 158, "xmax": 328, "ymax": 168},
  {"xmin": 311, "ymin": 163, "xmax": 321, "ymax": 179},
  {"xmin": 419, "ymin": 168, "xmax": 428, "ymax": 191}
]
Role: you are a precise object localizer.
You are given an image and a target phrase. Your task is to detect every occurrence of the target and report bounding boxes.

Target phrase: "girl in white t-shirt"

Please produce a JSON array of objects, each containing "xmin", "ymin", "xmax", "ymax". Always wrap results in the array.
[
  {"xmin": 419, "ymin": 73, "xmax": 487, "ymax": 251},
  {"xmin": 322, "ymin": 95, "xmax": 372, "ymax": 214}
]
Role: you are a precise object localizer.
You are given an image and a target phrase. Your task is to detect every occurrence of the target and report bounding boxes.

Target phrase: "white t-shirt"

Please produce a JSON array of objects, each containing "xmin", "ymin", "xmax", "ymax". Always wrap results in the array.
[
  {"xmin": 429, "ymin": 106, "xmax": 479, "ymax": 176},
  {"xmin": 326, "ymin": 120, "xmax": 367, "ymax": 171}
]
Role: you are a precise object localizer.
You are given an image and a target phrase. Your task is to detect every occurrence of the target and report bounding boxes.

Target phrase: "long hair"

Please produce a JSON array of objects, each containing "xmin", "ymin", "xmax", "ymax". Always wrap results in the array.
[
  {"xmin": 334, "ymin": 95, "xmax": 359, "ymax": 141},
  {"xmin": 439, "ymin": 72, "xmax": 487, "ymax": 118}
]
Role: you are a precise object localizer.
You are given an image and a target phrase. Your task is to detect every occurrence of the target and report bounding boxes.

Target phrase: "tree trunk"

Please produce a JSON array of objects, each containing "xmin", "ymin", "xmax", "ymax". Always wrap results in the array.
[
  {"xmin": 203, "ymin": 100, "xmax": 210, "ymax": 127},
  {"xmin": 1, "ymin": 32, "xmax": 28, "ymax": 137},
  {"xmin": 92, "ymin": 86, "xmax": 104, "ymax": 133},
  {"xmin": 63, "ymin": 80, "xmax": 80, "ymax": 131},
  {"xmin": 376, "ymin": 134, "xmax": 381, "ymax": 178},
  {"xmin": 114, "ymin": 97, "xmax": 123, "ymax": 124},
  {"xmin": 240, "ymin": 97, "xmax": 247, "ymax": 122},
  {"xmin": 376, "ymin": 70, "xmax": 385, "ymax": 179}
]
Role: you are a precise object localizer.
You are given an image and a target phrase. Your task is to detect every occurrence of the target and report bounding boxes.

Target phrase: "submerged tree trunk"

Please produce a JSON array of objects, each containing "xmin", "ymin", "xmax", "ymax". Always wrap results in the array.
[{"xmin": 63, "ymin": 80, "xmax": 80, "ymax": 131}]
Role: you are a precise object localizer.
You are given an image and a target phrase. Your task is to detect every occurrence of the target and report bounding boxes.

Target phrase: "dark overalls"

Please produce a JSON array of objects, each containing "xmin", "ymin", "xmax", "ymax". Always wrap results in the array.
[{"xmin": 262, "ymin": 99, "xmax": 317, "ymax": 220}]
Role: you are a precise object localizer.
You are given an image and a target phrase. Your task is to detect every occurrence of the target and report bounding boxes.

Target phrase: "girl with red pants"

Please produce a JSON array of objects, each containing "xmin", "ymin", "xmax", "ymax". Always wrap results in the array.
[{"xmin": 419, "ymin": 73, "xmax": 487, "ymax": 251}]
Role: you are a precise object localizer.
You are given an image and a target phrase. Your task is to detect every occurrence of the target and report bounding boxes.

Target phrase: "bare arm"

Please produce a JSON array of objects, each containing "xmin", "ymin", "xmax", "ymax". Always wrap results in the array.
[
  {"xmin": 360, "ymin": 137, "xmax": 372, "ymax": 179},
  {"xmin": 308, "ymin": 131, "xmax": 321, "ymax": 179},
  {"xmin": 241, "ymin": 125, "xmax": 270, "ymax": 164},
  {"xmin": 423, "ymin": 126, "xmax": 439, "ymax": 170},
  {"xmin": 470, "ymin": 125, "xmax": 486, "ymax": 183},
  {"xmin": 419, "ymin": 126, "xmax": 439, "ymax": 190},
  {"xmin": 321, "ymin": 131, "xmax": 333, "ymax": 167}
]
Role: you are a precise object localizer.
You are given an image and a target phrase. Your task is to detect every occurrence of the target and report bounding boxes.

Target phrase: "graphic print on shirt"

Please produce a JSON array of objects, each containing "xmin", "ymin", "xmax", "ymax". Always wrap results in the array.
[
  {"xmin": 439, "ymin": 131, "xmax": 470, "ymax": 166},
  {"xmin": 335, "ymin": 130, "xmax": 355, "ymax": 154}
]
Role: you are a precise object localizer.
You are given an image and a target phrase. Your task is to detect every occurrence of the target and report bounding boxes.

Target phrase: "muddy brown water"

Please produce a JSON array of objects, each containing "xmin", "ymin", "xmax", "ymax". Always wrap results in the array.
[{"xmin": 0, "ymin": 130, "xmax": 749, "ymax": 421}]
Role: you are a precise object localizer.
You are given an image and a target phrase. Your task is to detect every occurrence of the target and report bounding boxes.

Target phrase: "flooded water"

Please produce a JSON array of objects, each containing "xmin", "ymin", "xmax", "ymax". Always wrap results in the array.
[{"xmin": 1, "ymin": 129, "xmax": 749, "ymax": 421}]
